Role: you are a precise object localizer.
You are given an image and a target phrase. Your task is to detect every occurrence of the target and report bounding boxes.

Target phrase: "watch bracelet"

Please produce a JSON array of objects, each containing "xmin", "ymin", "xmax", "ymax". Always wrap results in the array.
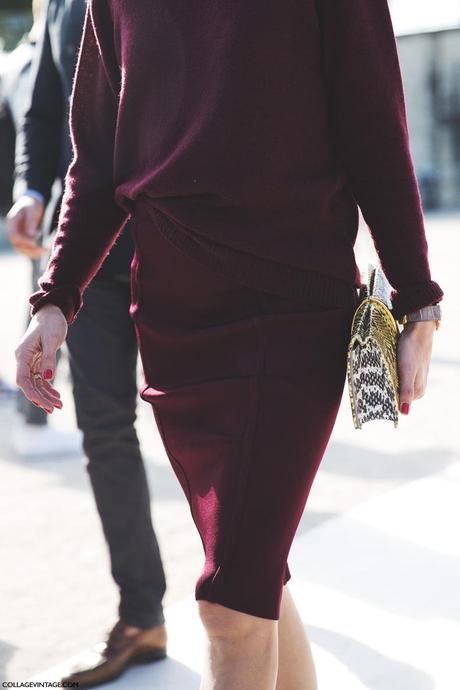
[{"xmin": 398, "ymin": 302, "xmax": 442, "ymax": 328}]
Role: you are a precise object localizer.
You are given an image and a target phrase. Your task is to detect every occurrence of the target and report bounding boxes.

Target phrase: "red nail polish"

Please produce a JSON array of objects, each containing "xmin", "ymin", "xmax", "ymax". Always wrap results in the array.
[
  {"xmin": 44, "ymin": 369, "xmax": 53, "ymax": 380},
  {"xmin": 401, "ymin": 402, "xmax": 410, "ymax": 414}
]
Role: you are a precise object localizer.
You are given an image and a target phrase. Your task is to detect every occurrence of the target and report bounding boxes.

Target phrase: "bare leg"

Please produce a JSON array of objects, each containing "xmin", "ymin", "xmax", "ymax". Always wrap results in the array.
[
  {"xmin": 198, "ymin": 601, "xmax": 278, "ymax": 690},
  {"xmin": 276, "ymin": 585, "xmax": 318, "ymax": 690}
]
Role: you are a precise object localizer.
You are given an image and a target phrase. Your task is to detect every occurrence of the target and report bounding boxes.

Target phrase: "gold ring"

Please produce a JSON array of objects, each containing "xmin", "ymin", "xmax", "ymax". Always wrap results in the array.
[{"xmin": 33, "ymin": 373, "xmax": 42, "ymax": 380}]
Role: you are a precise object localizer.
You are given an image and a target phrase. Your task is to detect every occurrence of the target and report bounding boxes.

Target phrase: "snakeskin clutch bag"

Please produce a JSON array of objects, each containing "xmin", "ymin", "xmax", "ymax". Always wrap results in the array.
[{"xmin": 346, "ymin": 263, "xmax": 401, "ymax": 429}]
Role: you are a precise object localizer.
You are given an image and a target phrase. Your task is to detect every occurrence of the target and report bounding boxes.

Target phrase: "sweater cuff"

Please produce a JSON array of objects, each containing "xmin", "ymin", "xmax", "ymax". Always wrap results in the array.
[
  {"xmin": 29, "ymin": 286, "xmax": 82, "ymax": 326},
  {"xmin": 390, "ymin": 280, "xmax": 444, "ymax": 321}
]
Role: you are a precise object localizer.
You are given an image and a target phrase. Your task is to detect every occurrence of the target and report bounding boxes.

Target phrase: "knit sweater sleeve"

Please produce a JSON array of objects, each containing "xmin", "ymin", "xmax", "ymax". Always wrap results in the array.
[
  {"xmin": 315, "ymin": 0, "xmax": 444, "ymax": 320},
  {"xmin": 29, "ymin": 0, "xmax": 129, "ymax": 325}
]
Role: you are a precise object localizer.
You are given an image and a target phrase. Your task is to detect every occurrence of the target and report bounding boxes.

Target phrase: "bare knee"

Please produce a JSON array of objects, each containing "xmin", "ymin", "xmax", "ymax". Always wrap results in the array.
[{"xmin": 198, "ymin": 600, "xmax": 275, "ymax": 642}]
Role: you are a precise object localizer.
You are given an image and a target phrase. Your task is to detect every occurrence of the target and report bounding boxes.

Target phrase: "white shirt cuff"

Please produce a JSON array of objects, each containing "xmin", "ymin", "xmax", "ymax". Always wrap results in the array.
[{"xmin": 24, "ymin": 189, "xmax": 46, "ymax": 204}]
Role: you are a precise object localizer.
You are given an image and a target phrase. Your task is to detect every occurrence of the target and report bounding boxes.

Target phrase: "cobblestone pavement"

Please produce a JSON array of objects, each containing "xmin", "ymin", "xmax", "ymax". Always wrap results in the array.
[{"xmin": 0, "ymin": 211, "xmax": 458, "ymax": 686}]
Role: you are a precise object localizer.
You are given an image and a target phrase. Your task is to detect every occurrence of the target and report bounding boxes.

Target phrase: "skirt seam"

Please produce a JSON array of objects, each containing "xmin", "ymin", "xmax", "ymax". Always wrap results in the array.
[{"xmin": 150, "ymin": 404, "xmax": 208, "ymax": 555}]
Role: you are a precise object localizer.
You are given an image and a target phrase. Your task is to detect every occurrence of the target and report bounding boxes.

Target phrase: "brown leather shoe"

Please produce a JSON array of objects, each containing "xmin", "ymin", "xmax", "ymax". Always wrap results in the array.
[{"xmin": 60, "ymin": 619, "xmax": 167, "ymax": 688}]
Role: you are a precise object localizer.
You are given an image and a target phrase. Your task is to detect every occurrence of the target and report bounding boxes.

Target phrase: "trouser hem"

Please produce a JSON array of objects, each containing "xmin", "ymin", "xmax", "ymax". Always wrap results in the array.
[{"xmin": 118, "ymin": 606, "xmax": 166, "ymax": 629}]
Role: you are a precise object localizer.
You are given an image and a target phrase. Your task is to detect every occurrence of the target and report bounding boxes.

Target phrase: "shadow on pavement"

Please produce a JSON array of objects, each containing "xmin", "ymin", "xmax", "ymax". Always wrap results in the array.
[
  {"xmin": 297, "ymin": 514, "xmax": 460, "ymax": 622},
  {"xmin": 322, "ymin": 441, "xmax": 455, "ymax": 482},
  {"xmin": 308, "ymin": 624, "xmax": 434, "ymax": 690},
  {"xmin": 0, "ymin": 640, "xmax": 18, "ymax": 682}
]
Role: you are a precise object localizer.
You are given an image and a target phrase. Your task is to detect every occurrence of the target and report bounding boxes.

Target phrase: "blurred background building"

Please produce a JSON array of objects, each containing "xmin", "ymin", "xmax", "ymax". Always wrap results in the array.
[{"xmin": 391, "ymin": 0, "xmax": 460, "ymax": 209}]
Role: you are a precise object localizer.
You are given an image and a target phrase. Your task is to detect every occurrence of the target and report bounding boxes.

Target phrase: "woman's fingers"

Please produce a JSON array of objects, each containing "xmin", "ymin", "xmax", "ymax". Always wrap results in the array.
[
  {"xmin": 413, "ymin": 368, "xmax": 427, "ymax": 400},
  {"xmin": 16, "ymin": 333, "xmax": 59, "ymax": 414},
  {"xmin": 398, "ymin": 371, "xmax": 415, "ymax": 414},
  {"xmin": 397, "ymin": 340, "xmax": 416, "ymax": 415},
  {"xmin": 15, "ymin": 306, "xmax": 67, "ymax": 414},
  {"xmin": 39, "ymin": 337, "xmax": 58, "ymax": 382},
  {"xmin": 34, "ymin": 376, "xmax": 63, "ymax": 409},
  {"xmin": 397, "ymin": 322, "xmax": 435, "ymax": 414},
  {"xmin": 41, "ymin": 379, "xmax": 62, "ymax": 401},
  {"xmin": 30, "ymin": 377, "xmax": 54, "ymax": 413},
  {"xmin": 16, "ymin": 359, "xmax": 41, "ymax": 405},
  {"xmin": 30, "ymin": 355, "xmax": 62, "ymax": 411},
  {"xmin": 16, "ymin": 361, "xmax": 52, "ymax": 412}
]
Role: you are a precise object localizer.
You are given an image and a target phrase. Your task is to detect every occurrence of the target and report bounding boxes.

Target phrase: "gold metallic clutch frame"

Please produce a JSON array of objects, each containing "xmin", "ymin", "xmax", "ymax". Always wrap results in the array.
[{"xmin": 346, "ymin": 266, "xmax": 401, "ymax": 429}]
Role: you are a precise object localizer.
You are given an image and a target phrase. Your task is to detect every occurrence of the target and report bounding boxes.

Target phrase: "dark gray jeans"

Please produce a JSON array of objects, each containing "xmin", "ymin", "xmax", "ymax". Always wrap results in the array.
[{"xmin": 66, "ymin": 275, "xmax": 166, "ymax": 628}]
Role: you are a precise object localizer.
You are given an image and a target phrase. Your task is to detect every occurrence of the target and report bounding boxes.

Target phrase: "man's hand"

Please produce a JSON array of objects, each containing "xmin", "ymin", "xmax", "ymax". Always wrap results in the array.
[
  {"xmin": 6, "ymin": 195, "xmax": 46, "ymax": 259},
  {"xmin": 15, "ymin": 304, "xmax": 67, "ymax": 413},
  {"xmin": 397, "ymin": 320, "xmax": 437, "ymax": 415}
]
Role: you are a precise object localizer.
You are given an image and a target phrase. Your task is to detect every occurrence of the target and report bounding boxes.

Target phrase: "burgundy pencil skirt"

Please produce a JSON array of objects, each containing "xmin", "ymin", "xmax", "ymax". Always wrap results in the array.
[{"xmin": 129, "ymin": 197, "xmax": 359, "ymax": 620}]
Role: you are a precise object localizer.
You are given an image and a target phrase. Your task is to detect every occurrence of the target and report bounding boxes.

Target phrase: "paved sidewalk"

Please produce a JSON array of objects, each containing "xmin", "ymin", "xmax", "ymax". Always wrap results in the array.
[
  {"xmin": 0, "ymin": 211, "xmax": 458, "ymax": 686},
  {"xmin": 29, "ymin": 457, "xmax": 460, "ymax": 690}
]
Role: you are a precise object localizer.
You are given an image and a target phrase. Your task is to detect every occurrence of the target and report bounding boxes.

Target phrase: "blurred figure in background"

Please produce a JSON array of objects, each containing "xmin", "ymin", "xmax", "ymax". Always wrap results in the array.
[
  {"xmin": 0, "ymin": 0, "xmax": 44, "ymax": 402},
  {"xmin": 6, "ymin": 1, "xmax": 168, "ymax": 685},
  {"xmin": 2, "ymin": 0, "xmax": 79, "ymax": 453}
]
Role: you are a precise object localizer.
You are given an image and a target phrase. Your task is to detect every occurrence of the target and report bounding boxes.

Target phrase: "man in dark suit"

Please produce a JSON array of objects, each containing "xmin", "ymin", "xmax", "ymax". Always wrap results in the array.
[{"xmin": 6, "ymin": 2, "xmax": 168, "ymax": 685}]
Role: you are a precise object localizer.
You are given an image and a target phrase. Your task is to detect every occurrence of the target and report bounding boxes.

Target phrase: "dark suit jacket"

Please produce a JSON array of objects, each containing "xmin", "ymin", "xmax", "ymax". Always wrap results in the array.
[
  {"xmin": 14, "ymin": 0, "xmax": 133, "ymax": 278},
  {"xmin": 0, "ymin": 38, "xmax": 38, "ymax": 211}
]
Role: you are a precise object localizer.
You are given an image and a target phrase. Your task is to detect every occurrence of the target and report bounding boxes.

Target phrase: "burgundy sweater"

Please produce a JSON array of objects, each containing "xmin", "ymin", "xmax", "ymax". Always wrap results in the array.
[{"xmin": 30, "ymin": 0, "xmax": 444, "ymax": 325}]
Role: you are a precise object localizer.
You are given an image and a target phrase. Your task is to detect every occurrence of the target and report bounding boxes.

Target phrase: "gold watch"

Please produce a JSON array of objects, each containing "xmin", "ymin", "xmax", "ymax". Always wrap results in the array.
[{"xmin": 398, "ymin": 302, "xmax": 442, "ymax": 330}]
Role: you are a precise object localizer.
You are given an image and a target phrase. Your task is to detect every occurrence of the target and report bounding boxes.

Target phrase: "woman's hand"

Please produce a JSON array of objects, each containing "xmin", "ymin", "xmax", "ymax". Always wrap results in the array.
[
  {"xmin": 397, "ymin": 320, "xmax": 437, "ymax": 415},
  {"xmin": 15, "ymin": 304, "xmax": 68, "ymax": 414}
]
